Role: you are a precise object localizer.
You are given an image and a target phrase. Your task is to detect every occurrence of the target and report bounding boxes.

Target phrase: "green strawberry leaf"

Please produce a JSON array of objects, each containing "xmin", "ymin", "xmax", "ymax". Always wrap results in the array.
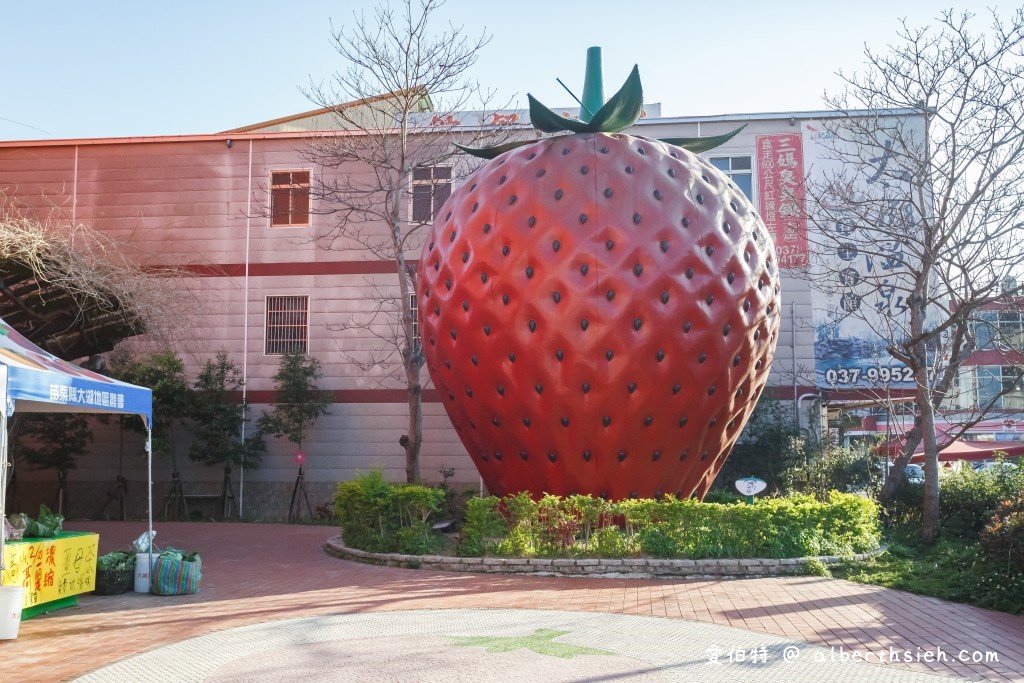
[
  {"xmin": 454, "ymin": 139, "xmax": 537, "ymax": 160},
  {"xmin": 528, "ymin": 94, "xmax": 595, "ymax": 134},
  {"xmin": 660, "ymin": 125, "xmax": 747, "ymax": 153},
  {"xmin": 588, "ymin": 65, "xmax": 643, "ymax": 133}
]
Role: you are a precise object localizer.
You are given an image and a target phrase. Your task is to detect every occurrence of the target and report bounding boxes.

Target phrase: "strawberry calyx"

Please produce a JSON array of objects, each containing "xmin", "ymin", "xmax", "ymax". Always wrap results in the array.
[{"xmin": 456, "ymin": 65, "xmax": 746, "ymax": 159}]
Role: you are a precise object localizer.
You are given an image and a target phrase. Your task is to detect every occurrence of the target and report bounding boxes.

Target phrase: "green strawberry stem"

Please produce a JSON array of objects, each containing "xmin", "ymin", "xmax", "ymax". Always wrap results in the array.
[
  {"xmin": 579, "ymin": 46, "xmax": 605, "ymax": 123},
  {"xmin": 455, "ymin": 52, "xmax": 746, "ymax": 159}
]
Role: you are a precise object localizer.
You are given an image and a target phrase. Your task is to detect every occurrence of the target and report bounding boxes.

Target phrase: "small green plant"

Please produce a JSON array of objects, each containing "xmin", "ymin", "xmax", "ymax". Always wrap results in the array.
[
  {"xmin": 802, "ymin": 558, "xmax": 832, "ymax": 577},
  {"xmin": 334, "ymin": 470, "xmax": 445, "ymax": 553}
]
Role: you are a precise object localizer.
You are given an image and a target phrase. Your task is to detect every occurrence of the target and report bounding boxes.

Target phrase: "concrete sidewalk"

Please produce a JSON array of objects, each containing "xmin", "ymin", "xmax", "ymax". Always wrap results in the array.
[{"xmin": 2, "ymin": 522, "xmax": 1020, "ymax": 682}]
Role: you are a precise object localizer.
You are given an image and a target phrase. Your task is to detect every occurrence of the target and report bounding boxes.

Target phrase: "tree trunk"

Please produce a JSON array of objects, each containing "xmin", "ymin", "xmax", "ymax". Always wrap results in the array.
[
  {"xmin": 405, "ymin": 363, "xmax": 423, "ymax": 483},
  {"xmin": 878, "ymin": 423, "xmax": 923, "ymax": 503},
  {"xmin": 919, "ymin": 378, "xmax": 941, "ymax": 541}
]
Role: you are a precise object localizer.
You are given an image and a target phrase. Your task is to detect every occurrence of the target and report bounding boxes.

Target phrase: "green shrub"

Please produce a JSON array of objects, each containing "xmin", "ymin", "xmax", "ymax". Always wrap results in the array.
[
  {"xmin": 802, "ymin": 558, "xmax": 832, "ymax": 577},
  {"xmin": 455, "ymin": 491, "xmax": 880, "ymax": 560},
  {"xmin": 334, "ymin": 470, "xmax": 445, "ymax": 553},
  {"xmin": 980, "ymin": 494, "xmax": 1024, "ymax": 572}
]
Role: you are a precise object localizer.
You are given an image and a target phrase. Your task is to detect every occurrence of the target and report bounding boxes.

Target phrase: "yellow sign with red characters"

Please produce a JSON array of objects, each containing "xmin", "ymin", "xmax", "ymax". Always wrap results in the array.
[{"xmin": 1, "ymin": 532, "xmax": 98, "ymax": 608}]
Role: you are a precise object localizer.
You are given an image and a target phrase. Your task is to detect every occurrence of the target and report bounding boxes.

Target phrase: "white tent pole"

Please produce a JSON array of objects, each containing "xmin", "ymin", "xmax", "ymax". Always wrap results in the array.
[
  {"xmin": 239, "ymin": 139, "xmax": 253, "ymax": 519},
  {"xmin": 0, "ymin": 365, "xmax": 9, "ymax": 576},
  {"xmin": 146, "ymin": 420, "xmax": 153, "ymax": 574}
]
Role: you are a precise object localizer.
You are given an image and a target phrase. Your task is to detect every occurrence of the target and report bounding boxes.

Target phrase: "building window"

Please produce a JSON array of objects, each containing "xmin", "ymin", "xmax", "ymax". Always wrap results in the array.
[
  {"xmin": 976, "ymin": 365, "xmax": 1024, "ymax": 410},
  {"xmin": 265, "ymin": 295, "xmax": 309, "ymax": 354},
  {"xmin": 411, "ymin": 166, "xmax": 451, "ymax": 222},
  {"xmin": 709, "ymin": 156, "xmax": 753, "ymax": 201},
  {"xmin": 270, "ymin": 170, "xmax": 311, "ymax": 227},
  {"xmin": 973, "ymin": 310, "xmax": 1024, "ymax": 350}
]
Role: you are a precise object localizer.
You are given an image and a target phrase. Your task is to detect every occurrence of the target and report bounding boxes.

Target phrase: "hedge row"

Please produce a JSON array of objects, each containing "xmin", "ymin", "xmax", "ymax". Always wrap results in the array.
[
  {"xmin": 334, "ymin": 471, "xmax": 881, "ymax": 559},
  {"xmin": 459, "ymin": 491, "xmax": 880, "ymax": 558}
]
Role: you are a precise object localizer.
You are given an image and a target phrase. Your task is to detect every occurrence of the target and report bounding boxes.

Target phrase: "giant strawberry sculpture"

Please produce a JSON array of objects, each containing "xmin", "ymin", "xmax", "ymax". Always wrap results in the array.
[{"xmin": 418, "ymin": 60, "xmax": 780, "ymax": 500}]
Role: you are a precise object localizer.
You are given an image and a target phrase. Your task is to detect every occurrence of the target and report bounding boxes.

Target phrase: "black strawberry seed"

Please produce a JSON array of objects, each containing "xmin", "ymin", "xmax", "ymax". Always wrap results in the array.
[
  {"xmin": 625, "ymin": 165, "xmax": 634, "ymax": 174},
  {"xmin": 668, "ymin": 168, "xmax": 676, "ymax": 177},
  {"xmin": 696, "ymin": 194, "xmax": 704, "ymax": 204},
  {"xmin": 682, "ymin": 217, "xmax": 690, "ymax": 228},
  {"xmin": 603, "ymin": 416, "xmax": 611, "ymax": 427},
  {"xmin": 706, "ymin": 245, "xmax": 714, "ymax": 256},
  {"xmin": 701, "ymin": 451, "xmax": 710, "ymax": 461},
  {"xmin": 471, "ymin": 356, "xmax": 478, "ymax": 366},
  {"xmin": 494, "ymin": 451, "xmax": 502, "ymax": 461},
  {"xmin": 481, "ymin": 273, "xmax": 488, "ymax": 283},
  {"xmin": 509, "ymin": 352, "xmax": 516, "ymax": 362},
  {"xmin": 698, "ymin": 352, "xmax": 706, "ymax": 364},
  {"xmin": 535, "ymin": 384, "xmax": 543, "ymax": 394},
  {"xmin": 520, "ymin": 451, "xmax": 528, "ymax": 460},
  {"xmin": 555, "ymin": 189, "xmax": 564, "ymax": 200},
  {"xmin": 653, "ymin": 190, "xmax": 662, "ymax": 200},
  {"xmin": 660, "ymin": 292, "xmax": 670, "ymax": 304},
  {"xmin": 637, "ymin": 147, "xmax": 646, "ymax": 155},
  {"xmin": 528, "ymin": 216, "xmax": 536, "ymax": 227},
  {"xmin": 528, "ymin": 320, "xmax": 537, "ymax": 332},
  {"xmin": 745, "ymin": 251, "xmax": 751, "ymax": 262},
  {"xmin": 686, "ymin": 268, "xmax": 694, "ymax": 279},
  {"xmin": 724, "ymin": 324, "xmax": 731, "ymax": 336},
  {"xmin": 483, "ymin": 325, "xmax": 491, "ymax": 335},
  {"xmin": 472, "ymin": 202, "xmax": 478, "ymax": 212},
  {"xmin": 581, "ymin": 319, "xmax": 589, "ymax": 331},
  {"xmin": 581, "ymin": 264, "xmax": 589, "ymax": 276},
  {"xmin": 528, "ymin": 152, "xmax": 536, "ymax": 160},
  {"xmin": 660, "ymin": 241, "xmax": 669, "ymax": 252},
  {"xmin": 633, "ymin": 213, "xmax": 642, "ymax": 224},
  {"xmin": 683, "ymin": 321, "xmax": 692, "ymax": 333},
  {"xmin": 709, "ymin": 418, "xmax": 718, "ymax": 428},
  {"xmin": 483, "ymin": 223, "xmax": 491, "ymax": 233},
  {"xmin": 491, "ymin": 417, "xmax": 499, "ymax": 426},
  {"xmin": 428, "ymin": 241, "xmax": 434, "ymax": 251},
  {"xmin": 706, "ymin": 294, "xmax": 714, "ymax": 305},
  {"xmin": 579, "ymin": 213, "xmax": 588, "ymax": 224},
  {"xmin": 606, "ymin": 240, "xmax": 615, "ymax": 250},
  {"xmin": 561, "ymin": 417, "xmax": 569, "ymax": 427},
  {"xmin": 708, "ymin": 385, "xmax": 716, "ymax": 395},
  {"xmin": 523, "ymin": 417, "xmax": 531, "ymax": 427},
  {"xmin": 509, "ymin": 195, "xmax": 517, "ymax": 205},
  {"xmin": 461, "ymin": 252, "xmax": 468, "ymax": 263},
  {"xmin": 553, "ymin": 291, "xmax": 561, "ymax": 303},
  {"xmin": 680, "ymin": 450, "xmax": 689, "ymax": 460},
  {"xmin": 733, "ymin": 355, "xmax": 741, "ymax": 366},
  {"xmin": 702, "ymin": 174, "xmax": 710, "ymax": 182},
  {"xmin": 502, "ymin": 294, "xmax": 510, "ymax": 305},
  {"xmin": 605, "ymin": 350, "xmax": 614, "ymax": 361},
  {"xmin": 723, "ymin": 222, "xmax": 731, "ymax": 233},
  {"xmin": 548, "ymin": 453, "xmax": 557, "ymax": 462},
  {"xmin": 633, "ymin": 318, "xmax": 642, "ymax": 331},
  {"xmin": 582, "ymin": 383, "xmax": 591, "ymax": 393},
  {"xmin": 744, "ymin": 300, "xmax": 751, "ymax": 311},
  {"xmin": 679, "ymin": 416, "xmax": 688, "ymax": 427},
  {"xmin": 499, "ymin": 175, "xmax": 506, "ymax": 184},
  {"xmin": 552, "ymin": 240, "xmax": 560, "ymax": 252},
  {"xmin": 580, "ymin": 165, "xmax": 588, "ymax": 174},
  {"xmin": 628, "ymin": 382, "xmax": 637, "ymax": 393},
  {"xmin": 673, "ymin": 383, "xmax": 681, "ymax": 394},
  {"xmin": 462, "ymin": 301, "xmax": 469, "ymax": 312},
  {"xmin": 562, "ymin": 147, "xmax": 570, "ymax": 155},
  {"xmin": 727, "ymin": 272, "xmax": 735, "ymax": 284},
  {"xmin": 604, "ymin": 188, "xmax": 613, "ymax": 198},
  {"xmin": 652, "ymin": 450, "xmax": 662, "ymax": 461},
  {"xmin": 449, "ymin": 231, "xmax": 456, "ymax": 242},
  {"xmin": 657, "ymin": 350, "xmax": 665, "ymax": 362},
  {"xmin": 466, "ymin": 388, "xmax": 472, "ymax": 397},
  {"xmin": 583, "ymin": 450, "xmax": 592, "ymax": 461},
  {"xmin": 502, "ymin": 245, "xmax": 509, "ymax": 256},
  {"xmin": 644, "ymin": 416, "xmax": 653, "ymax": 426},
  {"xmin": 536, "ymin": 168, "xmax": 545, "ymax": 177},
  {"xmin": 555, "ymin": 350, "xmax": 563, "ymax": 361},
  {"xmin": 526, "ymin": 266, "xmax": 534, "ymax": 278},
  {"xmin": 497, "ymin": 385, "xmax": 504, "ymax": 395},
  {"xmin": 618, "ymin": 451, "xmax": 627, "ymax": 462},
  {"xmin": 633, "ymin": 264, "xmax": 643, "ymax": 277},
  {"xmin": 606, "ymin": 290, "xmax": 615, "ymax": 301}
]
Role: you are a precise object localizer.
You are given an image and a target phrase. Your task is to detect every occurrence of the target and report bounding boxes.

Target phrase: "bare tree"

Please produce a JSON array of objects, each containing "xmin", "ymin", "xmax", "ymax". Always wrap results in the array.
[
  {"xmin": 1, "ymin": 193, "xmax": 195, "ymax": 360},
  {"xmin": 806, "ymin": 8, "xmax": 1024, "ymax": 540},
  {"xmin": 301, "ymin": 0, "xmax": 515, "ymax": 483}
]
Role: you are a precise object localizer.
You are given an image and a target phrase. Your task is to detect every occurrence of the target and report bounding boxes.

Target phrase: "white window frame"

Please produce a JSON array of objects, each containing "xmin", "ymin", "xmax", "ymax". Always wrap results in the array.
[
  {"xmin": 707, "ymin": 154, "xmax": 755, "ymax": 206},
  {"xmin": 265, "ymin": 294, "xmax": 310, "ymax": 355}
]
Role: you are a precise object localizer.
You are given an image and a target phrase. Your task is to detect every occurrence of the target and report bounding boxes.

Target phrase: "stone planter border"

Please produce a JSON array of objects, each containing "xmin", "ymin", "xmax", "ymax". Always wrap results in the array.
[{"xmin": 324, "ymin": 536, "xmax": 882, "ymax": 579}]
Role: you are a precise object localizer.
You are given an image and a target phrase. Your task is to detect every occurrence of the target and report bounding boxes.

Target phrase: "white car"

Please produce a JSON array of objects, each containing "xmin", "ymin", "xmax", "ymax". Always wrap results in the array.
[{"xmin": 903, "ymin": 464, "xmax": 925, "ymax": 484}]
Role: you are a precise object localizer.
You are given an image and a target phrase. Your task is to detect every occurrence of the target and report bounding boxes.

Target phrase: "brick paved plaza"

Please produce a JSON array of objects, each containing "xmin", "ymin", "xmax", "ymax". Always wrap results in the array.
[{"xmin": 3, "ymin": 522, "xmax": 1022, "ymax": 682}]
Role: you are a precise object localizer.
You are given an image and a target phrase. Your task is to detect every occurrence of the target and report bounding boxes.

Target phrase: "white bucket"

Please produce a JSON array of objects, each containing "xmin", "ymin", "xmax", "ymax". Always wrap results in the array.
[
  {"xmin": 134, "ymin": 553, "xmax": 155, "ymax": 593},
  {"xmin": 0, "ymin": 585, "xmax": 25, "ymax": 639}
]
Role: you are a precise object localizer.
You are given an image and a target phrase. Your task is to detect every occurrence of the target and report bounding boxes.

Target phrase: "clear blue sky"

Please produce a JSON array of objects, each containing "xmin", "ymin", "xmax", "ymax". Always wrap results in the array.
[{"xmin": 0, "ymin": 1, "xmax": 997, "ymax": 140}]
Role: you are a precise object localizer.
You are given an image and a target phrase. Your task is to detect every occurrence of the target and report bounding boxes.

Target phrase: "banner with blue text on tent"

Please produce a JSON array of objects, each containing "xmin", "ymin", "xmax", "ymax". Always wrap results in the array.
[{"xmin": 0, "ymin": 318, "xmax": 151, "ymax": 421}]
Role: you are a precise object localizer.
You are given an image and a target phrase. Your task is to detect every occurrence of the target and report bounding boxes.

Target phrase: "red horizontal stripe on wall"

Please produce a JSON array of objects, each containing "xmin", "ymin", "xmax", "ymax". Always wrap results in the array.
[
  {"xmin": 172, "ymin": 260, "xmax": 419, "ymax": 278},
  {"xmin": 244, "ymin": 389, "xmax": 443, "ymax": 404}
]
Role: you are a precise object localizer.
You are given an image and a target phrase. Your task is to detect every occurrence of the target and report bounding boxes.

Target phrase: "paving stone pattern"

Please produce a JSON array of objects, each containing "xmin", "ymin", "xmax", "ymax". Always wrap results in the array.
[{"xmin": 2, "ymin": 522, "xmax": 1020, "ymax": 682}]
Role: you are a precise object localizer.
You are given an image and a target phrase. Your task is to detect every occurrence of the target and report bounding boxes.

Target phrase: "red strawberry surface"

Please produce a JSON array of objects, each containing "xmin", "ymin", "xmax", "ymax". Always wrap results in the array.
[{"xmin": 419, "ymin": 129, "xmax": 780, "ymax": 500}]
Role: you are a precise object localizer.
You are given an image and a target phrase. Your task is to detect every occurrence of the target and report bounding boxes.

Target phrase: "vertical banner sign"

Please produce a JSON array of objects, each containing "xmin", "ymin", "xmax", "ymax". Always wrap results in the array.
[{"xmin": 755, "ymin": 134, "xmax": 809, "ymax": 268}]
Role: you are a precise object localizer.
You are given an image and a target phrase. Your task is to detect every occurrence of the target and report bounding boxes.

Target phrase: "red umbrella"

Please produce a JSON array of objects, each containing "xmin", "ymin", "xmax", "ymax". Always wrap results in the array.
[{"xmin": 874, "ymin": 437, "xmax": 1024, "ymax": 463}]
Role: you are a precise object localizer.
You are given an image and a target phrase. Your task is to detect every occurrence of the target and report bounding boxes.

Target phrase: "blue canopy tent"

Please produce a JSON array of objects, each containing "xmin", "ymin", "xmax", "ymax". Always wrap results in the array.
[{"xmin": 0, "ymin": 318, "xmax": 153, "ymax": 578}]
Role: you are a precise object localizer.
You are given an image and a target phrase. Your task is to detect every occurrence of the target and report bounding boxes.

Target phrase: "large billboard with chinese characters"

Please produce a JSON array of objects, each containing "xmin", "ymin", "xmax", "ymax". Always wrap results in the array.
[{"xmin": 802, "ymin": 117, "xmax": 926, "ymax": 391}]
